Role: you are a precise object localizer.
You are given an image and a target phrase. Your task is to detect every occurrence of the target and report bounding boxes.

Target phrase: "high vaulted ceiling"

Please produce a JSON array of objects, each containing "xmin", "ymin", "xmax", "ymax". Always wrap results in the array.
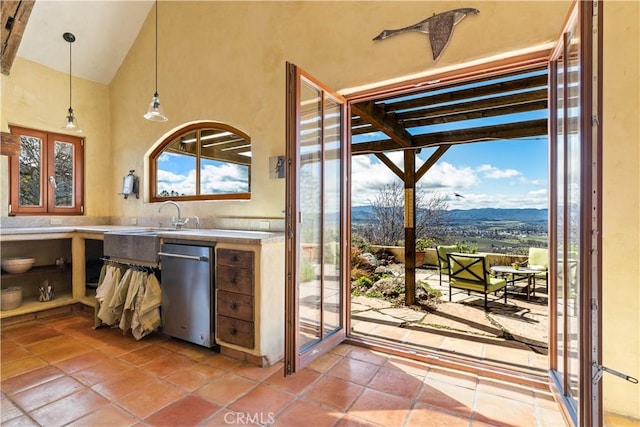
[{"xmin": 3, "ymin": 0, "xmax": 152, "ymax": 84}]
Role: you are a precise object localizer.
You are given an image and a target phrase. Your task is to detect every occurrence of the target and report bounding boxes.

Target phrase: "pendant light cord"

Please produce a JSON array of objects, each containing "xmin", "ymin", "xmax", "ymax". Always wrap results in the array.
[
  {"xmin": 154, "ymin": 0, "xmax": 158, "ymax": 94},
  {"xmin": 69, "ymin": 40, "xmax": 72, "ymax": 109}
]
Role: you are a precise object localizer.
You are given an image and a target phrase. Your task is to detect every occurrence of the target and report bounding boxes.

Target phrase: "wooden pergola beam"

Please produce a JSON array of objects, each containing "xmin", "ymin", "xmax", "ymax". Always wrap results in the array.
[
  {"xmin": 352, "ymin": 119, "xmax": 547, "ymax": 155},
  {"xmin": 397, "ymin": 90, "xmax": 548, "ymax": 121},
  {"xmin": 1, "ymin": 1, "xmax": 34, "ymax": 76},
  {"xmin": 416, "ymin": 146, "xmax": 450, "ymax": 181},
  {"xmin": 351, "ymin": 101, "xmax": 413, "ymax": 148},
  {"xmin": 352, "ymin": 89, "xmax": 547, "ymax": 134},
  {"xmin": 407, "ymin": 100, "xmax": 548, "ymax": 128},
  {"xmin": 383, "ymin": 74, "xmax": 548, "ymax": 113},
  {"xmin": 374, "ymin": 153, "xmax": 404, "ymax": 180}
]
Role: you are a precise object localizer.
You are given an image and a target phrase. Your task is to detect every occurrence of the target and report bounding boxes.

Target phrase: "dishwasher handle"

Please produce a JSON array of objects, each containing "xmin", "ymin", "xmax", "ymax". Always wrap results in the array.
[{"xmin": 158, "ymin": 251, "xmax": 209, "ymax": 262}]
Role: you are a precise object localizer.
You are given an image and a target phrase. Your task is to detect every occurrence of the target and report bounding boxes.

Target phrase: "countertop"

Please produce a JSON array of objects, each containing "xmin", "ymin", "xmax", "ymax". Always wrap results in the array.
[{"xmin": 0, "ymin": 225, "xmax": 285, "ymax": 245}]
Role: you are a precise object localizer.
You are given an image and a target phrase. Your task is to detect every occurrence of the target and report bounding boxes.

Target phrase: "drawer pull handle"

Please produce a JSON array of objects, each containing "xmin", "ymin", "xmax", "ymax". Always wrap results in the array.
[
  {"xmin": 231, "ymin": 255, "xmax": 239, "ymax": 262},
  {"xmin": 231, "ymin": 273, "xmax": 238, "ymax": 284},
  {"xmin": 229, "ymin": 302, "xmax": 238, "ymax": 311},
  {"xmin": 229, "ymin": 327, "xmax": 237, "ymax": 336}
]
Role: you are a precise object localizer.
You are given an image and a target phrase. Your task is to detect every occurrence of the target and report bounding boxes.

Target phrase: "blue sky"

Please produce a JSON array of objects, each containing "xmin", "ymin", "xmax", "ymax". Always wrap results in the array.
[
  {"xmin": 351, "ymin": 135, "xmax": 548, "ymax": 210},
  {"xmin": 351, "ymin": 128, "xmax": 548, "ymax": 210}
]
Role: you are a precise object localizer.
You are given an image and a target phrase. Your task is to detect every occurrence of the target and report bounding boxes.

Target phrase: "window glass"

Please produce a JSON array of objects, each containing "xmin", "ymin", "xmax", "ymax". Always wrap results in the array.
[
  {"xmin": 53, "ymin": 140, "xmax": 75, "ymax": 207},
  {"xmin": 10, "ymin": 126, "xmax": 84, "ymax": 215},
  {"xmin": 18, "ymin": 134, "xmax": 43, "ymax": 207},
  {"xmin": 156, "ymin": 130, "xmax": 197, "ymax": 197},
  {"xmin": 150, "ymin": 123, "xmax": 251, "ymax": 201}
]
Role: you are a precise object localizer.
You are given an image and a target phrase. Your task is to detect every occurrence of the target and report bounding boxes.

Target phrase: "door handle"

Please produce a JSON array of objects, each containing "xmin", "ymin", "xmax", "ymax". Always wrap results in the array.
[
  {"xmin": 48, "ymin": 176, "xmax": 57, "ymax": 189},
  {"xmin": 158, "ymin": 252, "xmax": 209, "ymax": 262}
]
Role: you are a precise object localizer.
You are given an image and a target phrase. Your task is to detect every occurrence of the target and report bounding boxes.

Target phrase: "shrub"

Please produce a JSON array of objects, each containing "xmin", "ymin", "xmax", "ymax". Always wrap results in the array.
[
  {"xmin": 300, "ymin": 256, "xmax": 316, "ymax": 282},
  {"xmin": 351, "ymin": 234, "xmax": 371, "ymax": 253},
  {"xmin": 355, "ymin": 276, "xmax": 373, "ymax": 288},
  {"xmin": 351, "ymin": 267, "xmax": 371, "ymax": 281},
  {"xmin": 415, "ymin": 237, "xmax": 435, "ymax": 251},
  {"xmin": 365, "ymin": 290, "xmax": 384, "ymax": 298},
  {"xmin": 455, "ymin": 241, "xmax": 478, "ymax": 254}
]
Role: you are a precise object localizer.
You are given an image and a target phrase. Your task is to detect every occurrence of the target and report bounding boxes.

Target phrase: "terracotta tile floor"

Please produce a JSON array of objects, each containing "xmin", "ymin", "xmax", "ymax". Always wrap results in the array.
[{"xmin": 0, "ymin": 311, "xmax": 569, "ymax": 426}]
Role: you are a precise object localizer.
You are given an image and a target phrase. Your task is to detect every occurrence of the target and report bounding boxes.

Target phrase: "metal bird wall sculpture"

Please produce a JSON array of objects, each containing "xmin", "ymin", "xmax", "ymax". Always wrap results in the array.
[{"xmin": 373, "ymin": 8, "xmax": 480, "ymax": 61}]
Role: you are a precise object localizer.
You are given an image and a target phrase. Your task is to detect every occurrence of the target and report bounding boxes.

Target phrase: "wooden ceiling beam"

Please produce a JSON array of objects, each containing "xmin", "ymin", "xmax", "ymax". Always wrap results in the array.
[
  {"xmin": 1, "ymin": 131, "xmax": 20, "ymax": 156},
  {"xmin": 352, "ymin": 119, "xmax": 547, "ymax": 154},
  {"xmin": 1, "ymin": 0, "xmax": 35, "ymax": 76},
  {"xmin": 351, "ymin": 101, "xmax": 413, "ymax": 148}
]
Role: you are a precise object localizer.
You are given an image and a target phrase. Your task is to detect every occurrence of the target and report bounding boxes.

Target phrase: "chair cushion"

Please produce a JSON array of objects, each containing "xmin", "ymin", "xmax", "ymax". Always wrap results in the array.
[
  {"xmin": 528, "ymin": 248, "xmax": 548, "ymax": 269},
  {"xmin": 449, "ymin": 277, "xmax": 506, "ymax": 294},
  {"xmin": 436, "ymin": 245, "xmax": 458, "ymax": 270}
]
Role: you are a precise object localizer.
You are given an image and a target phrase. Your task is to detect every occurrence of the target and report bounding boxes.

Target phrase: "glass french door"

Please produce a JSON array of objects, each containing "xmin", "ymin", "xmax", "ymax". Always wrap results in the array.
[
  {"xmin": 549, "ymin": 1, "xmax": 602, "ymax": 425},
  {"xmin": 284, "ymin": 63, "xmax": 348, "ymax": 374}
]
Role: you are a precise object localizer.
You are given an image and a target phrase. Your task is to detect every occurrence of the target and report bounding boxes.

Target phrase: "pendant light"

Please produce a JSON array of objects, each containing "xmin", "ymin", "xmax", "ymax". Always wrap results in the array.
[
  {"xmin": 62, "ymin": 32, "xmax": 82, "ymax": 133},
  {"xmin": 144, "ymin": 0, "xmax": 167, "ymax": 122}
]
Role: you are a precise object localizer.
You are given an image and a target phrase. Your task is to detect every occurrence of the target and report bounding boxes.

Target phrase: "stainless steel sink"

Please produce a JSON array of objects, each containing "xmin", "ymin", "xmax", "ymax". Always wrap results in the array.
[{"xmin": 103, "ymin": 229, "xmax": 161, "ymax": 263}]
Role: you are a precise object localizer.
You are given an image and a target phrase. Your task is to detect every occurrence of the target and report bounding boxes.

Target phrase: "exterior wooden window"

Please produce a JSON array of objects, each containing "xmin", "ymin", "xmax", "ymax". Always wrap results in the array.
[
  {"xmin": 149, "ymin": 122, "xmax": 251, "ymax": 202},
  {"xmin": 9, "ymin": 126, "xmax": 84, "ymax": 215}
]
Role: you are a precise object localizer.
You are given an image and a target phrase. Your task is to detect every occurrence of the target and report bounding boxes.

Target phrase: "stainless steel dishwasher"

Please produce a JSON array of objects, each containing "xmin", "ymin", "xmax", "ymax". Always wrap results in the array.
[{"xmin": 159, "ymin": 243, "xmax": 216, "ymax": 348}]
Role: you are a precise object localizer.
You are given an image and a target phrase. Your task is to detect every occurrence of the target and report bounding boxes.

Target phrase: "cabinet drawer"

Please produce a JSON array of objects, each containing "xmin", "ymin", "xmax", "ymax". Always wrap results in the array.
[
  {"xmin": 217, "ymin": 315, "xmax": 254, "ymax": 348},
  {"xmin": 217, "ymin": 290, "xmax": 253, "ymax": 322},
  {"xmin": 217, "ymin": 265, "xmax": 253, "ymax": 295},
  {"xmin": 217, "ymin": 249, "xmax": 254, "ymax": 269}
]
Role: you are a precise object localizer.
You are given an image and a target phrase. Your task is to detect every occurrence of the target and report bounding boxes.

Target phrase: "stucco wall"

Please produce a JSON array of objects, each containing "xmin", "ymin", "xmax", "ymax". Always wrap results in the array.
[
  {"xmin": 1, "ymin": 58, "xmax": 112, "ymax": 218},
  {"xmin": 602, "ymin": 0, "xmax": 640, "ymax": 418},
  {"xmin": 106, "ymin": 0, "xmax": 571, "ymax": 222}
]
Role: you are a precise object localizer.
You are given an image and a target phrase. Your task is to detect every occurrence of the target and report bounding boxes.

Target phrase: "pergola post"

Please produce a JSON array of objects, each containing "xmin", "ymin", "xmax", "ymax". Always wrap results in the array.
[{"xmin": 404, "ymin": 150, "xmax": 416, "ymax": 305}]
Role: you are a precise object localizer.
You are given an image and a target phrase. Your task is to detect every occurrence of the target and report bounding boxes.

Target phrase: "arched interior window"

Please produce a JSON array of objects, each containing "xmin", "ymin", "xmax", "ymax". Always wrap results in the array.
[{"xmin": 149, "ymin": 122, "xmax": 251, "ymax": 201}]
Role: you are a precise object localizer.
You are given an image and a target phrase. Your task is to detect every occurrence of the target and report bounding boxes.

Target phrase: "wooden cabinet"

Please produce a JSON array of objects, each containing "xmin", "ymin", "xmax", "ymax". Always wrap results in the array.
[{"xmin": 216, "ymin": 248, "xmax": 255, "ymax": 348}]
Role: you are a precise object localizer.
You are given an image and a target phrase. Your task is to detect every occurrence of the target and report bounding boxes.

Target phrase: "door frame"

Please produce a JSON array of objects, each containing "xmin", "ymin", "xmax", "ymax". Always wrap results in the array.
[{"xmin": 284, "ymin": 62, "xmax": 350, "ymax": 375}]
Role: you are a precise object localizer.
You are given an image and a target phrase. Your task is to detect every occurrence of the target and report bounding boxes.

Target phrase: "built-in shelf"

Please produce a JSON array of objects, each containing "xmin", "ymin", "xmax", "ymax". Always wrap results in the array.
[
  {"xmin": 0, "ymin": 264, "xmax": 71, "ymax": 280},
  {"xmin": 0, "ymin": 292, "xmax": 74, "ymax": 319}
]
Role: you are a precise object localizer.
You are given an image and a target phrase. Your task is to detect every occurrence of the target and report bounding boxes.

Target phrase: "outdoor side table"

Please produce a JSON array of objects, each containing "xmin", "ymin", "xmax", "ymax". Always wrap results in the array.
[{"xmin": 491, "ymin": 265, "xmax": 541, "ymax": 301}]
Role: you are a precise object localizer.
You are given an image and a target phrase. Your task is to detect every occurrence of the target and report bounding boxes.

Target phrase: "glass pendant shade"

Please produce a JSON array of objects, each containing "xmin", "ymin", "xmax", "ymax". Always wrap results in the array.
[
  {"xmin": 144, "ymin": 1, "xmax": 167, "ymax": 122},
  {"xmin": 144, "ymin": 92, "xmax": 167, "ymax": 122},
  {"xmin": 64, "ymin": 107, "xmax": 82, "ymax": 133}
]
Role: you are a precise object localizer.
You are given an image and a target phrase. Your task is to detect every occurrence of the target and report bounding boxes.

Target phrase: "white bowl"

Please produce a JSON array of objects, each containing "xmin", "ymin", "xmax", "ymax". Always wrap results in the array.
[
  {"xmin": 1, "ymin": 257, "xmax": 36, "ymax": 274},
  {"xmin": 1, "ymin": 286, "xmax": 22, "ymax": 310}
]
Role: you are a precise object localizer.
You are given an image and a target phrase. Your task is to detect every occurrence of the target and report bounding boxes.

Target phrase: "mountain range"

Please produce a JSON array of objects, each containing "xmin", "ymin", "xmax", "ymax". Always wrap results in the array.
[{"xmin": 351, "ymin": 207, "xmax": 548, "ymax": 224}]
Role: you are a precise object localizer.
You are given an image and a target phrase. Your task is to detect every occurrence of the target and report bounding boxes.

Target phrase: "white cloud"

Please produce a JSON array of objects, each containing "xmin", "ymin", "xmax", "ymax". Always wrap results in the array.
[
  {"xmin": 351, "ymin": 157, "xmax": 479, "ymax": 206},
  {"xmin": 519, "ymin": 177, "xmax": 546, "ymax": 186},
  {"xmin": 476, "ymin": 164, "xmax": 520, "ymax": 179},
  {"xmin": 200, "ymin": 163, "xmax": 249, "ymax": 193},
  {"xmin": 447, "ymin": 191, "xmax": 548, "ymax": 210},
  {"xmin": 157, "ymin": 163, "xmax": 249, "ymax": 195}
]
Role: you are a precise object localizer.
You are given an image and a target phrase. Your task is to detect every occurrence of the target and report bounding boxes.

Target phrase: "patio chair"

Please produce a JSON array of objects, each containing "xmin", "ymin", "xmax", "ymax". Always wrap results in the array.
[
  {"xmin": 527, "ymin": 247, "xmax": 549, "ymax": 291},
  {"xmin": 447, "ymin": 253, "xmax": 507, "ymax": 310},
  {"xmin": 436, "ymin": 245, "xmax": 458, "ymax": 286}
]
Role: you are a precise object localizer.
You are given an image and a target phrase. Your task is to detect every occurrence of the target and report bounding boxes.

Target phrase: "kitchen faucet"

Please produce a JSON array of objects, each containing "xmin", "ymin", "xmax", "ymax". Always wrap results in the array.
[{"xmin": 158, "ymin": 200, "xmax": 189, "ymax": 229}]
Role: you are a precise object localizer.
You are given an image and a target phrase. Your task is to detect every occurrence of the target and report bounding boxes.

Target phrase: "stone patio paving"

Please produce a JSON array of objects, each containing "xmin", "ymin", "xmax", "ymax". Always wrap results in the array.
[{"xmin": 350, "ymin": 268, "xmax": 549, "ymax": 374}]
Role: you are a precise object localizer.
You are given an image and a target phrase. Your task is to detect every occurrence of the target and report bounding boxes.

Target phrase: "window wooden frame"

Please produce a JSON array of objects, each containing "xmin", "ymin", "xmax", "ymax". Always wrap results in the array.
[
  {"xmin": 9, "ymin": 126, "xmax": 84, "ymax": 215},
  {"xmin": 149, "ymin": 122, "xmax": 252, "ymax": 202}
]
